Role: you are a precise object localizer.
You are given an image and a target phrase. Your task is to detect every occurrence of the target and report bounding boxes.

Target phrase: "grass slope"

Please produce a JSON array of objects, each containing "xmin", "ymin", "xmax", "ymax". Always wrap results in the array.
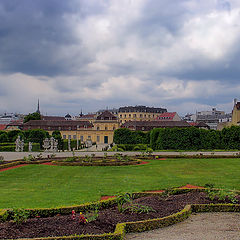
[{"xmin": 0, "ymin": 158, "xmax": 240, "ymax": 208}]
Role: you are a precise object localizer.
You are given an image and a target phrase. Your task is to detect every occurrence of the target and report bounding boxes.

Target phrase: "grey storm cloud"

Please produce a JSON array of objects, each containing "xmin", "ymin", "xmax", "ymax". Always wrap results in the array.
[{"xmin": 0, "ymin": 0, "xmax": 240, "ymax": 115}]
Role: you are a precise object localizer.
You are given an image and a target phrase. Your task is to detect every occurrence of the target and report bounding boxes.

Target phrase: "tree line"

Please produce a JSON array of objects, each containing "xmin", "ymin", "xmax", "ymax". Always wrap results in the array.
[{"xmin": 114, "ymin": 126, "xmax": 240, "ymax": 150}]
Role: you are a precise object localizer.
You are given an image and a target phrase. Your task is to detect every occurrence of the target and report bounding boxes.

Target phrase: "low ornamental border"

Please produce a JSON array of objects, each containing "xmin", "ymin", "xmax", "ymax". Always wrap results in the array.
[
  {"xmin": 0, "ymin": 189, "xmax": 240, "ymax": 240},
  {"xmin": 0, "ymin": 160, "xmax": 51, "ymax": 170},
  {"xmin": 51, "ymin": 159, "xmax": 142, "ymax": 167}
]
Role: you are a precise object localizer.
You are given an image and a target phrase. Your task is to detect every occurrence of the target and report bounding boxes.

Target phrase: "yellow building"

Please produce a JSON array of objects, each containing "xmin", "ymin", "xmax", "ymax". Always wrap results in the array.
[
  {"xmin": 23, "ymin": 111, "xmax": 119, "ymax": 144},
  {"xmin": 231, "ymin": 99, "xmax": 240, "ymax": 126},
  {"xmin": 118, "ymin": 105, "xmax": 167, "ymax": 124}
]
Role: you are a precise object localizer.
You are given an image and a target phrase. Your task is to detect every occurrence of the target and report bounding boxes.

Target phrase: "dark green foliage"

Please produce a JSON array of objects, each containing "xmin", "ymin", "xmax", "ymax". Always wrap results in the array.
[
  {"xmin": 0, "ymin": 133, "xmax": 8, "ymax": 143},
  {"xmin": 221, "ymin": 126, "xmax": 240, "ymax": 149},
  {"xmin": 62, "ymin": 139, "xmax": 78, "ymax": 150},
  {"xmin": 10, "ymin": 208, "xmax": 29, "ymax": 224},
  {"xmin": 52, "ymin": 130, "xmax": 63, "ymax": 150},
  {"xmin": 7, "ymin": 130, "xmax": 24, "ymax": 142},
  {"xmin": 114, "ymin": 128, "xmax": 148, "ymax": 144},
  {"xmin": 23, "ymin": 112, "xmax": 41, "ymax": 123},
  {"xmin": 0, "ymin": 143, "xmax": 40, "ymax": 152},
  {"xmin": 114, "ymin": 128, "xmax": 134, "ymax": 144},
  {"xmin": 28, "ymin": 129, "xmax": 49, "ymax": 147},
  {"xmin": 150, "ymin": 126, "xmax": 240, "ymax": 150}
]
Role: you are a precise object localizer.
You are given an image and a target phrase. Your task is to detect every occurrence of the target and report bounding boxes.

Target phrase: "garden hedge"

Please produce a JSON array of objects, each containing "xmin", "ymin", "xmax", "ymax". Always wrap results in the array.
[{"xmin": 1, "ymin": 189, "xmax": 240, "ymax": 240}]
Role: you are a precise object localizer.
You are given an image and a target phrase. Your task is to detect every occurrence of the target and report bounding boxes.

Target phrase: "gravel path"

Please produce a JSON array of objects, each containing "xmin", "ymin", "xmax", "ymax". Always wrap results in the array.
[
  {"xmin": 1, "ymin": 151, "xmax": 240, "ymax": 161},
  {"xmin": 126, "ymin": 213, "xmax": 240, "ymax": 240}
]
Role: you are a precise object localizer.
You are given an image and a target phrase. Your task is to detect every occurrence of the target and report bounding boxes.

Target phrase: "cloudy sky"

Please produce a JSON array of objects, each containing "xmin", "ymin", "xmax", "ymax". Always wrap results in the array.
[{"xmin": 0, "ymin": 0, "xmax": 240, "ymax": 116}]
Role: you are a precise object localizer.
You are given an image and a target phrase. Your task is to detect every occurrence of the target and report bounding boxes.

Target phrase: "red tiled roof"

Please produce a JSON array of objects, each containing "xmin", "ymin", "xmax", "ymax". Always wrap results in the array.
[
  {"xmin": 156, "ymin": 112, "xmax": 177, "ymax": 120},
  {"xmin": 189, "ymin": 122, "xmax": 197, "ymax": 126},
  {"xmin": 0, "ymin": 124, "xmax": 6, "ymax": 130}
]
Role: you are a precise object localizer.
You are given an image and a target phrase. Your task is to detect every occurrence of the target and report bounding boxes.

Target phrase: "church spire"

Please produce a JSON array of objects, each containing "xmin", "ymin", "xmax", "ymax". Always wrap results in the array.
[{"xmin": 36, "ymin": 99, "xmax": 40, "ymax": 114}]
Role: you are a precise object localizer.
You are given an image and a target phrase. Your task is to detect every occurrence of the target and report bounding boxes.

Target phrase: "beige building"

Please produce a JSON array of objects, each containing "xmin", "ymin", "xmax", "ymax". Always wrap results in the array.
[
  {"xmin": 231, "ymin": 99, "xmax": 240, "ymax": 126},
  {"xmin": 23, "ymin": 111, "xmax": 119, "ymax": 144},
  {"xmin": 118, "ymin": 105, "xmax": 167, "ymax": 124}
]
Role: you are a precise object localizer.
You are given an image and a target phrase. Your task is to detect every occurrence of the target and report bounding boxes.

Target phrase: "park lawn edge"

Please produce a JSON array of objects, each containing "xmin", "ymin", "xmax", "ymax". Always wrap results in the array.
[{"xmin": 1, "ymin": 189, "xmax": 240, "ymax": 240}]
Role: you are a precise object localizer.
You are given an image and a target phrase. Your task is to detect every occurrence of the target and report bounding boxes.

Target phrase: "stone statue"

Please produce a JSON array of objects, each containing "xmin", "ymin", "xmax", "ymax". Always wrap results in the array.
[
  {"xmin": 68, "ymin": 138, "xmax": 71, "ymax": 151},
  {"xmin": 28, "ymin": 142, "xmax": 32, "ymax": 152},
  {"xmin": 53, "ymin": 138, "xmax": 58, "ymax": 152},
  {"xmin": 20, "ymin": 138, "xmax": 24, "ymax": 152},
  {"xmin": 15, "ymin": 136, "xmax": 21, "ymax": 152},
  {"xmin": 50, "ymin": 137, "xmax": 54, "ymax": 152},
  {"xmin": 43, "ymin": 138, "xmax": 50, "ymax": 151}
]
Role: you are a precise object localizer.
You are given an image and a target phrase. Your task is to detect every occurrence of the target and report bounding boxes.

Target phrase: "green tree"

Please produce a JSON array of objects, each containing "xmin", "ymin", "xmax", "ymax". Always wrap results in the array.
[
  {"xmin": 0, "ymin": 132, "xmax": 9, "ymax": 143},
  {"xmin": 23, "ymin": 112, "xmax": 41, "ymax": 123},
  {"xmin": 28, "ymin": 129, "xmax": 49, "ymax": 147},
  {"xmin": 52, "ymin": 130, "xmax": 63, "ymax": 150},
  {"xmin": 7, "ymin": 130, "xmax": 24, "ymax": 142}
]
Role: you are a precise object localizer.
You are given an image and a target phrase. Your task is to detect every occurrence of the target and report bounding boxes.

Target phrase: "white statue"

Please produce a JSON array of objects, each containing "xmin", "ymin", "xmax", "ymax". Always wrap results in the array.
[{"xmin": 28, "ymin": 142, "xmax": 32, "ymax": 152}]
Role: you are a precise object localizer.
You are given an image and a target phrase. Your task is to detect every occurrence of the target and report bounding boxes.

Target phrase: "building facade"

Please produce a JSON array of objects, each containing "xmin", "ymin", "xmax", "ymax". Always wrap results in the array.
[
  {"xmin": 118, "ymin": 105, "xmax": 167, "ymax": 124},
  {"xmin": 23, "ymin": 111, "xmax": 119, "ymax": 144}
]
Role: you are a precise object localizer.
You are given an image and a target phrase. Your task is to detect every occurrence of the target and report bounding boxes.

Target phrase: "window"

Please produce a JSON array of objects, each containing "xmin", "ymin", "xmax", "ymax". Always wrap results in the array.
[
  {"xmin": 58, "ymin": 127, "xmax": 61, "ymax": 130},
  {"xmin": 96, "ymin": 126, "xmax": 100, "ymax": 130},
  {"xmin": 97, "ymin": 136, "xmax": 100, "ymax": 142},
  {"xmin": 73, "ymin": 135, "xmax": 76, "ymax": 139},
  {"xmin": 63, "ymin": 135, "xmax": 66, "ymax": 139},
  {"xmin": 113, "ymin": 125, "xmax": 116, "ymax": 130},
  {"xmin": 129, "ymin": 114, "xmax": 131, "ymax": 117},
  {"xmin": 69, "ymin": 127, "xmax": 71, "ymax": 130},
  {"xmin": 133, "ymin": 114, "xmax": 136, "ymax": 118},
  {"xmin": 140, "ymin": 114, "xmax": 143, "ymax": 117},
  {"xmin": 105, "ymin": 126, "xmax": 108, "ymax": 130},
  {"xmin": 68, "ymin": 135, "xmax": 71, "ymax": 139},
  {"xmin": 88, "ymin": 136, "xmax": 91, "ymax": 139},
  {"xmin": 124, "ymin": 114, "xmax": 126, "ymax": 117},
  {"xmin": 80, "ymin": 136, "xmax": 83, "ymax": 141},
  {"xmin": 48, "ymin": 127, "xmax": 51, "ymax": 130},
  {"xmin": 120, "ymin": 114, "xmax": 122, "ymax": 118}
]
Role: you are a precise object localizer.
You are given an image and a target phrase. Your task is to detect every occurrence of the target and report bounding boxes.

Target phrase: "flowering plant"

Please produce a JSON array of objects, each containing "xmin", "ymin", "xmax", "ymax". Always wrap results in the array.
[{"xmin": 71, "ymin": 210, "xmax": 88, "ymax": 224}]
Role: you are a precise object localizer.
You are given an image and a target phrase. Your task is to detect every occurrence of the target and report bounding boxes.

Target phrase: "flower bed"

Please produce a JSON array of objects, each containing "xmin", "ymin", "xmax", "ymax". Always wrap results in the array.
[{"xmin": 0, "ymin": 189, "xmax": 240, "ymax": 240}]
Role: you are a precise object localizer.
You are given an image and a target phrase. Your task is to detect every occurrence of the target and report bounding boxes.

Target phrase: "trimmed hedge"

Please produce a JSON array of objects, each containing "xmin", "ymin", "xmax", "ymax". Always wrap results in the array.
[
  {"xmin": 51, "ymin": 159, "xmax": 142, "ymax": 167},
  {"xmin": 1, "ymin": 189, "xmax": 240, "ymax": 240},
  {"xmin": 0, "ymin": 143, "xmax": 40, "ymax": 152}
]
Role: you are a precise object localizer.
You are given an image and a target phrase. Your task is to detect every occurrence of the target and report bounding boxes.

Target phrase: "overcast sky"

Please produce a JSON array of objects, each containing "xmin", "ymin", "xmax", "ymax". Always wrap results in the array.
[{"xmin": 0, "ymin": 0, "xmax": 239, "ymax": 116}]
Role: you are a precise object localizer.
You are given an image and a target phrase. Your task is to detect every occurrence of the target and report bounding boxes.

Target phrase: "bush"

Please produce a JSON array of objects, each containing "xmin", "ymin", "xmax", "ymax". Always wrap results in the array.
[
  {"xmin": 0, "ymin": 133, "xmax": 8, "ymax": 143},
  {"xmin": 0, "ymin": 143, "xmax": 40, "ymax": 152}
]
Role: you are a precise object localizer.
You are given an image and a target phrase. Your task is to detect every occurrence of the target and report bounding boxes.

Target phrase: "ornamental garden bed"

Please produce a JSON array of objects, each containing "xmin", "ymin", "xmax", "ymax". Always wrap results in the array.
[
  {"xmin": 51, "ymin": 156, "xmax": 142, "ymax": 166},
  {"xmin": 0, "ymin": 189, "xmax": 240, "ymax": 240}
]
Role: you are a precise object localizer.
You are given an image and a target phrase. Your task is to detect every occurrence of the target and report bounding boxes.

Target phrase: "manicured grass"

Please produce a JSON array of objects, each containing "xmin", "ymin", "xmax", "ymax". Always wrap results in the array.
[{"xmin": 0, "ymin": 158, "xmax": 240, "ymax": 209}]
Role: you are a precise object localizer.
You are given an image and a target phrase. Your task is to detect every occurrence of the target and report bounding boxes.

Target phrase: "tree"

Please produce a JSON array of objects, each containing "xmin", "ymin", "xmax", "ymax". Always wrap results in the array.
[
  {"xmin": 52, "ymin": 130, "xmax": 63, "ymax": 150},
  {"xmin": 0, "ymin": 133, "xmax": 8, "ymax": 143},
  {"xmin": 7, "ymin": 130, "xmax": 24, "ymax": 142},
  {"xmin": 24, "ymin": 112, "xmax": 41, "ymax": 123},
  {"xmin": 28, "ymin": 129, "xmax": 49, "ymax": 147}
]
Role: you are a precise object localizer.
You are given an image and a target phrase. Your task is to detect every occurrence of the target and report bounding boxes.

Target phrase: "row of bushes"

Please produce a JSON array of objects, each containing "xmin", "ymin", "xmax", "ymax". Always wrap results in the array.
[
  {"xmin": 113, "ymin": 129, "xmax": 149, "ymax": 144},
  {"xmin": 0, "ymin": 143, "xmax": 40, "ymax": 152},
  {"xmin": 114, "ymin": 126, "xmax": 240, "ymax": 150},
  {"xmin": 150, "ymin": 126, "xmax": 240, "ymax": 150}
]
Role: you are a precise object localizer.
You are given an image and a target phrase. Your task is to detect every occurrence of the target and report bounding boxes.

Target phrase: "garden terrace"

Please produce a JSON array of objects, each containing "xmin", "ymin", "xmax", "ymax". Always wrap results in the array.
[{"xmin": 0, "ymin": 189, "xmax": 239, "ymax": 239}]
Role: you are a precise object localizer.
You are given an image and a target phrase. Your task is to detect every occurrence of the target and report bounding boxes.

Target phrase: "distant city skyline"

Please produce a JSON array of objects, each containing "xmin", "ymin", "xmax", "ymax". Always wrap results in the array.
[{"xmin": 0, "ymin": 0, "xmax": 240, "ymax": 116}]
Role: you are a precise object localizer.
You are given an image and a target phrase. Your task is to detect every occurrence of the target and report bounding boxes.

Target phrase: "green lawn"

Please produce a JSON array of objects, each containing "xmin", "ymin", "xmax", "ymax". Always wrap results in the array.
[{"xmin": 0, "ymin": 158, "xmax": 240, "ymax": 209}]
